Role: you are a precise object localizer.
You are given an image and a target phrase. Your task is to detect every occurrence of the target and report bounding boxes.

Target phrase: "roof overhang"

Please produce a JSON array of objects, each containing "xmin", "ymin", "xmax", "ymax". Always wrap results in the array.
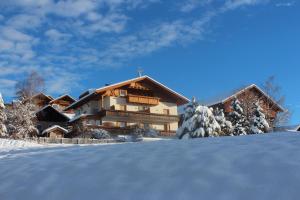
[
  {"xmin": 42, "ymin": 125, "xmax": 68, "ymax": 135},
  {"xmin": 65, "ymin": 76, "xmax": 190, "ymax": 110},
  {"xmin": 50, "ymin": 94, "xmax": 76, "ymax": 104},
  {"xmin": 209, "ymin": 84, "xmax": 284, "ymax": 112}
]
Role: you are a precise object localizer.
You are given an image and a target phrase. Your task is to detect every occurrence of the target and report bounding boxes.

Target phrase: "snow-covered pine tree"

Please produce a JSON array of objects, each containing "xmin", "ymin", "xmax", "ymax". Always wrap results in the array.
[
  {"xmin": 0, "ymin": 93, "xmax": 8, "ymax": 137},
  {"xmin": 6, "ymin": 99, "xmax": 38, "ymax": 139},
  {"xmin": 176, "ymin": 99, "xmax": 198, "ymax": 139},
  {"xmin": 214, "ymin": 107, "xmax": 233, "ymax": 136},
  {"xmin": 229, "ymin": 97, "xmax": 250, "ymax": 136},
  {"xmin": 177, "ymin": 99, "xmax": 221, "ymax": 139},
  {"xmin": 250, "ymin": 102, "xmax": 270, "ymax": 134}
]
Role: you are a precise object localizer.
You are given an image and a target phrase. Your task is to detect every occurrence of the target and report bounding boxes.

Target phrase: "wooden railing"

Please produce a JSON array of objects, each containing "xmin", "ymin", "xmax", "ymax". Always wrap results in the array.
[
  {"xmin": 99, "ymin": 110, "xmax": 179, "ymax": 124},
  {"xmin": 127, "ymin": 94, "xmax": 159, "ymax": 105}
]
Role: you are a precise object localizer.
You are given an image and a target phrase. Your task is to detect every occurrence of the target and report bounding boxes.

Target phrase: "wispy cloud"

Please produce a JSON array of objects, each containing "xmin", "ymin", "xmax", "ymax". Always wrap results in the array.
[
  {"xmin": 0, "ymin": 0, "xmax": 272, "ymax": 99},
  {"xmin": 179, "ymin": 0, "xmax": 213, "ymax": 12},
  {"xmin": 275, "ymin": 1, "xmax": 295, "ymax": 7}
]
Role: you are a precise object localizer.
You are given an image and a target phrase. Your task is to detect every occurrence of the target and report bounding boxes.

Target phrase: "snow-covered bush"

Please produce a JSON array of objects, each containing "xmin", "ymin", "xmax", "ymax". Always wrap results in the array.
[
  {"xmin": 91, "ymin": 129, "xmax": 111, "ymax": 139},
  {"xmin": 0, "ymin": 93, "xmax": 8, "ymax": 137},
  {"xmin": 229, "ymin": 98, "xmax": 250, "ymax": 136},
  {"xmin": 6, "ymin": 100, "xmax": 38, "ymax": 139},
  {"xmin": 139, "ymin": 128, "xmax": 160, "ymax": 138},
  {"xmin": 177, "ymin": 101, "xmax": 221, "ymax": 139},
  {"xmin": 214, "ymin": 108, "xmax": 233, "ymax": 136},
  {"xmin": 250, "ymin": 102, "xmax": 270, "ymax": 134}
]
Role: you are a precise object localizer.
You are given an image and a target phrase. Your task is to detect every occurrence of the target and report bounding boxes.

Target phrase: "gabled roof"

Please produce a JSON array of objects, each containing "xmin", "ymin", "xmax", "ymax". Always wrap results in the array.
[
  {"xmin": 66, "ymin": 76, "xmax": 190, "ymax": 110},
  {"xmin": 42, "ymin": 125, "xmax": 68, "ymax": 135},
  {"xmin": 32, "ymin": 93, "xmax": 54, "ymax": 101},
  {"xmin": 36, "ymin": 105, "xmax": 71, "ymax": 122},
  {"xmin": 50, "ymin": 94, "xmax": 76, "ymax": 104},
  {"xmin": 209, "ymin": 84, "xmax": 284, "ymax": 112}
]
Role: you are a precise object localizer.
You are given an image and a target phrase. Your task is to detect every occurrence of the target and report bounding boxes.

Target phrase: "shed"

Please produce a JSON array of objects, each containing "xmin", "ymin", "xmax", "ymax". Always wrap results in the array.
[{"xmin": 42, "ymin": 125, "xmax": 68, "ymax": 138}]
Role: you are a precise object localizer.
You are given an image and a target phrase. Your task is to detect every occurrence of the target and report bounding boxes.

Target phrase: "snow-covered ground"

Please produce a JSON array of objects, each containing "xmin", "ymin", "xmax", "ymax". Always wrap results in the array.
[
  {"xmin": 1, "ymin": 132, "xmax": 300, "ymax": 200},
  {"xmin": 0, "ymin": 138, "xmax": 42, "ymax": 153}
]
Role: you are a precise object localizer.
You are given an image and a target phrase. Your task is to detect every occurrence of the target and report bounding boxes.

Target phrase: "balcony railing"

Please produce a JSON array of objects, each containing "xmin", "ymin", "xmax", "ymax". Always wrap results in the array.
[
  {"xmin": 127, "ymin": 94, "xmax": 159, "ymax": 106},
  {"xmin": 99, "ymin": 110, "xmax": 179, "ymax": 124}
]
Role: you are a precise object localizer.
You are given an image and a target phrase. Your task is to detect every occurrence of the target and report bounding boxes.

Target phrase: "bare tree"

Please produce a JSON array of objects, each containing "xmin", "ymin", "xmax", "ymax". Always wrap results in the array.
[
  {"xmin": 15, "ymin": 70, "xmax": 45, "ymax": 100},
  {"xmin": 262, "ymin": 76, "xmax": 290, "ymax": 126}
]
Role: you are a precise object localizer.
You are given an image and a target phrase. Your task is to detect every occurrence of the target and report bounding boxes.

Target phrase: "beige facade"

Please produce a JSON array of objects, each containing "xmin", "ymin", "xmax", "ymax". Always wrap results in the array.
[
  {"xmin": 67, "ymin": 76, "xmax": 189, "ymax": 136},
  {"xmin": 74, "ymin": 96, "xmax": 179, "ymax": 132}
]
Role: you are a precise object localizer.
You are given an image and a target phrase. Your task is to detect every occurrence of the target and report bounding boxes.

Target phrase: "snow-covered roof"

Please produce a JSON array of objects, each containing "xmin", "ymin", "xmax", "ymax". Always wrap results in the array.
[
  {"xmin": 274, "ymin": 125, "xmax": 300, "ymax": 132},
  {"xmin": 42, "ymin": 125, "xmax": 68, "ymax": 135},
  {"xmin": 63, "ymin": 113, "xmax": 76, "ymax": 120},
  {"xmin": 68, "ymin": 114, "xmax": 93, "ymax": 123},
  {"xmin": 207, "ymin": 84, "xmax": 284, "ymax": 112},
  {"xmin": 35, "ymin": 105, "xmax": 73, "ymax": 120},
  {"xmin": 66, "ymin": 76, "xmax": 190, "ymax": 110}
]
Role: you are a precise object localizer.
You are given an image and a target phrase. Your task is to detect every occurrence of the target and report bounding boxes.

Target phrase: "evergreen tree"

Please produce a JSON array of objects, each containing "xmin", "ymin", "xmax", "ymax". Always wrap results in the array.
[
  {"xmin": 229, "ymin": 98, "xmax": 250, "ymax": 136},
  {"xmin": 177, "ymin": 100, "xmax": 221, "ymax": 139},
  {"xmin": 0, "ymin": 93, "xmax": 7, "ymax": 137},
  {"xmin": 250, "ymin": 102, "xmax": 270, "ymax": 134},
  {"xmin": 214, "ymin": 108, "xmax": 233, "ymax": 136}
]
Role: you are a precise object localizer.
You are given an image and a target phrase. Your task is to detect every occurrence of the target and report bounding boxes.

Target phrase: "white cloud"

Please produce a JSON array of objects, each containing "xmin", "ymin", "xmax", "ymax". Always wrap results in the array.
[
  {"xmin": 45, "ymin": 29, "xmax": 72, "ymax": 42},
  {"xmin": 179, "ymin": 0, "xmax": 212, "ymax": 12},
  {"xmin": 275, "ymin": 2, "xmax": 295, "ymax": 7},
  {"xmin": 221, "ymin": 0, "xmax": 269, "ymax": 11},
  {"xmin": 6, "ymin": 14, "xmax": 42, "ymax": 30},
  {"xmin": 0, "ymin": 27, "xmax": 33, "ymax": 42}
]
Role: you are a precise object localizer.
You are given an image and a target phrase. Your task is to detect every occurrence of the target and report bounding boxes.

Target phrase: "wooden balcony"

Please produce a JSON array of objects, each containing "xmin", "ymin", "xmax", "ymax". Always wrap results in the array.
[
  {"xmin": 99, "ymin": 110, "xmax": 179, "ymax": 124},
  {"xmin": 127, "ymin": 94, "xmax": 159, "ymax": 106}
]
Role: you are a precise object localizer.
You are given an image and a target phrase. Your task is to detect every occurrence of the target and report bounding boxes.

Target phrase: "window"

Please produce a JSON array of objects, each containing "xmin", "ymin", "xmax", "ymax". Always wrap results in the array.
[
  {"xmin": 163, "ymin": 109, "xmax": 170, "ymax": 115},
  {"xmin": 120, "ymin": 90, "xmax": 127, "ymax": 97},
  {"xmin": 164, "ymin": 124, "xmax": 170, "ymax": 132},
  {"xmin": 116, "ymin": 122, "xmax": 127, "ymax": 128},
  {"xmin": 138, "ymin": 106, "xmax": 149, "ymax": 112},
  {"xmin": 119, "ymin": 105, "xmax": 126, "ymax": 111},
  {"xmin": 96, "ymin": 120, "xmax": 101, "ymax": 126}
]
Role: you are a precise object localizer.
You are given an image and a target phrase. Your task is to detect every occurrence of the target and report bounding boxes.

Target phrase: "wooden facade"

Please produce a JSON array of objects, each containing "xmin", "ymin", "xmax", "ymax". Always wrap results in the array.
[
  {"xmin": 42, "ymin": 125, "xmax": 68, "ymax": 138},
  {"xmin": 31, "ymin": 93, "xmax": 54, "ymax": 108}
]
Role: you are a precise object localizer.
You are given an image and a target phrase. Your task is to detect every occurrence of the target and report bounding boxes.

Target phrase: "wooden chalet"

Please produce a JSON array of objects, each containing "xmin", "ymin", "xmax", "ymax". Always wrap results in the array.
[
  {"xmin": 36, "ymin": 105, "xmax": 71, "ymax": 133},
  {"xmin": 65, "ymin": 76, "xmax": 190, "ymax": 136},
  {"xmin": 209, "ymin": 84, "xmax": 284, "ymax": 127},
  {"xmin": 49, "ymin": 94, "xmax": 76, "ymax": 112},
  {"xmin": 31, "ymin": 93, "xmax": 54, "ymax": 108}
]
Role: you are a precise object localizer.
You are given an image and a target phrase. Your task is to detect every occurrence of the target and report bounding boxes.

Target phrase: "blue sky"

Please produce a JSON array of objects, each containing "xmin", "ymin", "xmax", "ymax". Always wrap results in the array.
[{"xmin": 0, "ymin": 0, "xmax": 299, "ymax": 124}]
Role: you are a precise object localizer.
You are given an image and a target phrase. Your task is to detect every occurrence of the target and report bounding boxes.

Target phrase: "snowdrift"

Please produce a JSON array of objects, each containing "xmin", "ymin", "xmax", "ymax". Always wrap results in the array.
[
  {"xmin": 1, "ymin": 132, "xmax": 300, "ymax": 200},
  {"xmin": 0, "ymin": 139, "xmax": 41, "ymax": 152}
]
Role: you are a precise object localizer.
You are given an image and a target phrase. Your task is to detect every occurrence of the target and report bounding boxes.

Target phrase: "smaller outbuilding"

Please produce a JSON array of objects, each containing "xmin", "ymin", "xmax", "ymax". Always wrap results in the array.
[
  {"xmin": 274, "ymin": 125, "xmax": 300, "ymax": 132},
  {"xmin": 42, "ymin": 125, "xmax": 69, "ymax": 139}
]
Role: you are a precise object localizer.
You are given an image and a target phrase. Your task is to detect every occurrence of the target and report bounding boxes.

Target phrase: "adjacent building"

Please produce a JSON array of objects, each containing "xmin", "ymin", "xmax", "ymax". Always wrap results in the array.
[{"xmin": 209, "ymin": 84, "xmax": 284, "ymax": 127}]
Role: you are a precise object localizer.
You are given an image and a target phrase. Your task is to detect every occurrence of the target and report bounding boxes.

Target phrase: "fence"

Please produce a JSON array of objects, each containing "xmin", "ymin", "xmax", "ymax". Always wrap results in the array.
[{"xmin": 26, "ymin": 137, "xmax": 124, "ymax": 145}]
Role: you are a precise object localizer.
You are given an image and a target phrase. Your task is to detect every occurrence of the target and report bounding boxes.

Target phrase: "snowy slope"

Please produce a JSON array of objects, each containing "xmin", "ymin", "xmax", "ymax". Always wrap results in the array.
[{"xmin": 1, "ymin": 132, "xmax": 300, "ymax": 200}]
